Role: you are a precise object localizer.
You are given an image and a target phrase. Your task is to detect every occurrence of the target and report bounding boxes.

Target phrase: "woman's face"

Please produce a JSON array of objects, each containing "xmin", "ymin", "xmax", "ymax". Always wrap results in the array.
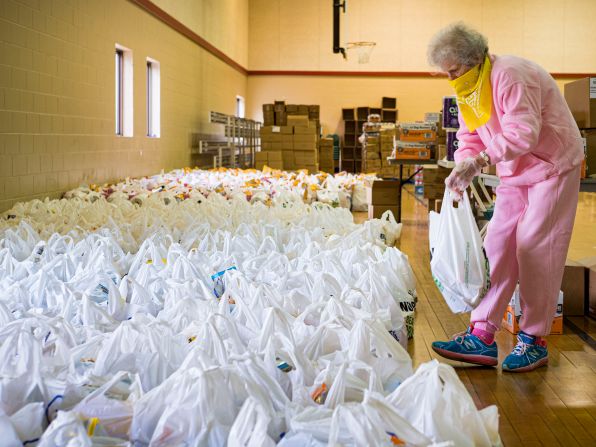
[{"xmin": 439, "ymin": 59, "xmax": 472, "ymax": 80}]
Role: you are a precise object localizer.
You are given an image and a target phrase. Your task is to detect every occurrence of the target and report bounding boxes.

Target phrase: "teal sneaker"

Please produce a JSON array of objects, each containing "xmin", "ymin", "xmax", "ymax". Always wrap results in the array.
[
  {"xmin": 502, "ymin": 331, "xmax": 548, "ymax": 372},
  {"xmin": 432, "ymin": 327, "xmax": 498, "ymax": 366}
]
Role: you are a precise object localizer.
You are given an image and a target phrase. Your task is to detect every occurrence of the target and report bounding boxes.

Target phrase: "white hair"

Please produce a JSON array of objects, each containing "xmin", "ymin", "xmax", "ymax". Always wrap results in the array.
[{"xmin": 428, "ymin": 22, "xmax": 488, "ymax": 68}]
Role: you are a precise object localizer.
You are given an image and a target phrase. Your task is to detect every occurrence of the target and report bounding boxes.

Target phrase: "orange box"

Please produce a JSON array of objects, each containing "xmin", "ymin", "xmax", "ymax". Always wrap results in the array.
[
  {"xmin": 502, "ymin": 287, "xmax": 563, "ymax": 335},
  {"xmin": 394, "ymin": 146, "xmax": 432, "ymax": 160},
  {"xmin": 399, "ymin": 129, "xmax": 437, "ymax": 142},
  {"xmin": 398, "ymin": 122, "xmax": 438, "ymax": 142}
]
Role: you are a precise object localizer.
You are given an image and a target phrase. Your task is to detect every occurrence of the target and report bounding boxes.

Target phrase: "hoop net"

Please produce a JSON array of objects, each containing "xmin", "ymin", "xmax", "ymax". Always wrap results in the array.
[{"xmin": 346, "ymin": 41, "xmax": 376, "ymax": 64}]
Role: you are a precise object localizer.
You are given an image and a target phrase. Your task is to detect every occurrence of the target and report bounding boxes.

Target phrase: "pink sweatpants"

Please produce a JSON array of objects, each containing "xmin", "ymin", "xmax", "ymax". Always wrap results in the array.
[{"xmin": 471, "ymin": 167, "xmax": 581, "ymax": 337}]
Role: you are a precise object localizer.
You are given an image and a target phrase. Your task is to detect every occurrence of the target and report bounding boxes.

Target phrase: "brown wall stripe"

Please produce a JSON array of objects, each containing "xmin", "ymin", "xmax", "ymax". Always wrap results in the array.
[
  {"xmin": 247, "ymin": 70, "xmax": 596, "ymax": 79},
  {"xmin": 128, "ymin": 0, "xmax": 248, "ymax": 75},
  {"xmin": 129, "ymin": 1, "xmax": 595, "ymax": 80}
]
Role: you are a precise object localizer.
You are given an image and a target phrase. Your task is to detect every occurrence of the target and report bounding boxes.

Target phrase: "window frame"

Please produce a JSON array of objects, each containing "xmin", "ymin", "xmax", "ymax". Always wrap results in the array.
[
  {"xmin": 146, "ymin": 57, "xmax": 161, "ymax": 138},
  {"xmin": 115, "ymin": 49, "xmax": 123, "ymax": 136}
]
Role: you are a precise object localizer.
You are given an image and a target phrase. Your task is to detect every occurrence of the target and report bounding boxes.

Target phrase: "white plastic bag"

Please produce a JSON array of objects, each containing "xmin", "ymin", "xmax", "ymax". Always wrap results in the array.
[
  {"xmin": 429, "ymin": 190, "xmax": 490, "ymax": 313},
  {"xmin": 227, "ymin": 397, "xmax": 277, "ymax": 447},
  {"xmin": 388, "ymin": 360, "xmax": 501, "ymax": 447},
  {"xmin": 350, "ymin": 184, "xmax": 368, "ymax": 212}
]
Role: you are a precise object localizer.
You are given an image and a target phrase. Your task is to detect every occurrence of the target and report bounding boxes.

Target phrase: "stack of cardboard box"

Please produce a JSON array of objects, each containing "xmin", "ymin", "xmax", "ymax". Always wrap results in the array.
[
  {"xmin": 258, "ymin": 121, "xmax": 319, "ymax": 172},
  {"xmin": 424, "ymin": 112, "xmax": 447, "ymax": 160},
  {"xmin": 262, "ymin": 101, "xmax": 321, "ymax": 133},
  {"xmin": 257, "ymin": 125, "xmax": 291, "ymax": 170},
  {"xmin": 502, "ymin": 286, "xmax": 563, "ymax": 335},
  {"xmin": 258, "ymin": 101, "xmax": 322, "ymax": 172},
  {"xmin": 561, "ymin": 257, "xmax": 596, "ymax": 318},
  {"xmin": 379, "ymin": 127, "xmax": 398, "ymax": 178},
  {"xmin": 341, "ymin": 97, "xmax": 398, "ymax": 174},
  {"xmin": 564, "ymin": 77, "xmax": 596, "ymax": 178},
  {"xmin": 422, "ymin": 164, "xmax": 451, "ymax": 212},
  {"xmin": 292, "ymin": 116, "xmax": 318, "ymax": 171},
  {"xmin": 363, "ymin": 132, "xmax": 381, "ymax": 174},
  {"xmin": 395, "ymin": 122, "xmax": 436, "ymax": 160},
  {"xmin": 366, "ymin": 180, "xmax": 400, "ymax": 219},
  {"xmin": 319, "ymin": 138, "xmax": 334, "ymax": 173}
]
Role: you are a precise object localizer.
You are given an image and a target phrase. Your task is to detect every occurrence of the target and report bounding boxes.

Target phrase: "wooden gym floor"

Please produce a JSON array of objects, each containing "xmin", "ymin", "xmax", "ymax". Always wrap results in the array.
[{"xmin": 355, "ymin": 188, "xmax": 596, "ymax": 447}]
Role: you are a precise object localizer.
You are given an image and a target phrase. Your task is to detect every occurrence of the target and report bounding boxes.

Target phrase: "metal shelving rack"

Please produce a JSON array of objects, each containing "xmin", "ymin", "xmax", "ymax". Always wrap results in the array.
[{"xmin": 193, "ymin": 112, "xmax": 261, "ymax": 169}]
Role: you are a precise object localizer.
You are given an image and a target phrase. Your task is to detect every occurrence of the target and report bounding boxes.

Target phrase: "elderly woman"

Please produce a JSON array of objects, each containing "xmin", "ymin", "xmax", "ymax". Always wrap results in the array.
[{"xmin": 428, "ymin": 23, "xmax": 583, "ymax": 372}]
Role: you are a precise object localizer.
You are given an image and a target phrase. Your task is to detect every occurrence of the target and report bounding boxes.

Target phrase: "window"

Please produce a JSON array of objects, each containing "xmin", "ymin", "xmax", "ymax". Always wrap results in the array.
[
  {"xmin": 146, "ymin": 58, "xmax": 161, "ymax": 137},
  {"xmin": 115, "ymin": 50, "xmax": 123, "ymax": 135},
  {"xmin": 236, "ymin": 95, "xmax": 245, "ymax": 118},
  {"xmin": 115, "ymin": 44, "xmax": 133, "ymax": 136}
]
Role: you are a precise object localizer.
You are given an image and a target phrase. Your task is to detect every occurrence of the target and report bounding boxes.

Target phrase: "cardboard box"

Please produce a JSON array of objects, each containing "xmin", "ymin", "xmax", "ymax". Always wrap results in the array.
[
  {"xmin": 561, "ymin": 260, "xmax": 587, "ymax": 316},
  {"xmin": 424, "ymin": 112, "xmax": 441, "ymax": 123},
  {"xmin": 255, "ymin": 152, "xmax": 268, "ymax": 162},
  {"xmin": 268, "ymin": 151, "xmax": 283, "ymax": 162},
  {"xmin": 280, "ymin": 126, "xmax": 293, "ymax": 135},
  {"xmin": 260, "ymin": 126, "xmax": 281, "ymax": 135},
  {"xmin": 282, "ymin": 135, "xmax": 294, "ymax": 148},
  {"xmin": 294, "ymin": 125, "xmax": 317, "ymax": 135},
  {"xmin": 263, "ymin": 112, "xmax": 275, "ymax": 126},
  {"xmin": 275, "ymin": 112, "xmax": 287, "ymax": 126},
  {"xmin": 437, "ymin": 144, "xmax": 447, "ymax": 161},
  {"xmin": 482, "ymin": 165, "xmax": 497, "ymax": 175},
  {"xmin": 423, "ymin": 165, "xmax": 451, "ymax": 184},
  {"xmin": 287, "ymin": 115, "xmax": 310, "ymax": 127},
  {"xmin": 268, "ymin": 162, "xmax": 283, "ymax": 170},
  {"xmin": 320, "ymin": 138, "xmax": 334, "ymax": 147},
  {"xmin": 582, "ymin": 129, "xmax": 596, "ymax": 177},
  {"xmin": 365, "ymin": 151, "xmax": 380, "ymax": 160},
  {"xmin": 589, "ymin": 265, "xmax": 596, "ymax": 319},
  {"xmin": 398, "ymin": 123, "xmax": 437, "ymax": 142},
  {"xmin": 380, "ymin": 166, "xmax": 398, "ymax": 177},
  {"xmin": 294, "ymin": 142, "xmax": 317, "ymax": 151},
  {"xmin": 364, "ymin": 160, "xmax": 382, "ymax": 172},
  {"xmin": 295, "ymin": 151, "xmax": 318, "ymax": 164},
  {"xmin": 564, "ymin": 77, "xmax": 596, "ymax": 128},
  {"xmin": 503, "ymin": 286, "xmax": 563, "ymax": 335},
  {"xmin": 395, "ymin": 142, "xmax": 433, "ymax": 160},
  {"xmin": 293, "ymin": 134, "xmax": 317, "ymax": 144},
  {"xmin": 261, "ymin": 133, "xmax": 282, "ymax": 143},
  {"xmin": 282, "ymin": 152, "xmax": 294, "ymax": 166},
  {"xmin": 423, "ymin": 183, "xmax": 445, "ymax": 200},
  {"xmin": 576, "ymin": 256, "xmax": 596, "ymax": 318},
  {"xmin": 368, "ymin": 205, "xmax": 399, "ymax": 220},
  {"xmin": 366, "ymin": 180, "xmax": 399, "ymax": 205}
]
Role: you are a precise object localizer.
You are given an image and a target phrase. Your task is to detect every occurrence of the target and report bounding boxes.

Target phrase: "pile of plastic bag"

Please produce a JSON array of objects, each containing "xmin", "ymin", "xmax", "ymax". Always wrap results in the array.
[
  {"xmin": 0, "ymin": 191, "xmax": 500, "ymax": 446},
  {"xmin": 62, "ymin": 168, "xmax": 375, "ymax": 211}
]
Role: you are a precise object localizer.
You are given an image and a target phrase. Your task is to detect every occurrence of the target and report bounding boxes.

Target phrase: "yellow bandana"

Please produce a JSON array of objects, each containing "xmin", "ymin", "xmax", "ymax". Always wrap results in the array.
[{"xmin": 448, "ymin": 55, "xmax": 492, "ymax": 132}]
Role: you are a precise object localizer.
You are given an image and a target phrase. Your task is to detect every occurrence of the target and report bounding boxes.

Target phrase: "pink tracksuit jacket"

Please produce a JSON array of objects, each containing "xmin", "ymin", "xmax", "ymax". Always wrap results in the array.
[{"xmin": 453, "ymin": 55, "xmax": 583, "ymax": 336}]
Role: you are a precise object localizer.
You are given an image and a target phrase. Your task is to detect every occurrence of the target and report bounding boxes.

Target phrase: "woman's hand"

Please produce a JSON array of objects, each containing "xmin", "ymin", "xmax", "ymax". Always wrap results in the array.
[{"xmin": 444, "ymin": 155, "xmax": 487, "ymax": 200}]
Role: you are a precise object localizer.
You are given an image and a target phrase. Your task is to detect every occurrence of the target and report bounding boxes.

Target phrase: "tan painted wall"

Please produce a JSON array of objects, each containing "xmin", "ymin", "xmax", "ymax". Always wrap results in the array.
[
  {"xmin": 152, "ymin": 0, "xmax": 249, "ymax": 68},
  {"xmin": 0, "ymin": 0, "xmax": 247, "ymax": 211},
  {"xmin": 247, "ymin": 0, "xmax": 596, "ymax": 135},
  {"xmin": 248, "ymin": 0, "xmax": 596, "ymax": 72},
  {"xmin": 246, "ymin": 76, "xmax": 581, "ymax": 136}
]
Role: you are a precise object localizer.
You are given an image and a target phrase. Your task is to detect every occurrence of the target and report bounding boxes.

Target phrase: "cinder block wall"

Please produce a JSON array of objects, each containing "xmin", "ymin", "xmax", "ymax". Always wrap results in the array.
[{"xmin": 0, "ymin": 0, "xmax": 248, "ymax": 211}]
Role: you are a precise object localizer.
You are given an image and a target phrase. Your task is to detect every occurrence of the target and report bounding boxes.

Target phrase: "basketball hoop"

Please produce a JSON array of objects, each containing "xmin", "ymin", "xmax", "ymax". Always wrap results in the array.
[{"xmin": 346, "ymin": 41, "xmax": 376, "ymax": 64}]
